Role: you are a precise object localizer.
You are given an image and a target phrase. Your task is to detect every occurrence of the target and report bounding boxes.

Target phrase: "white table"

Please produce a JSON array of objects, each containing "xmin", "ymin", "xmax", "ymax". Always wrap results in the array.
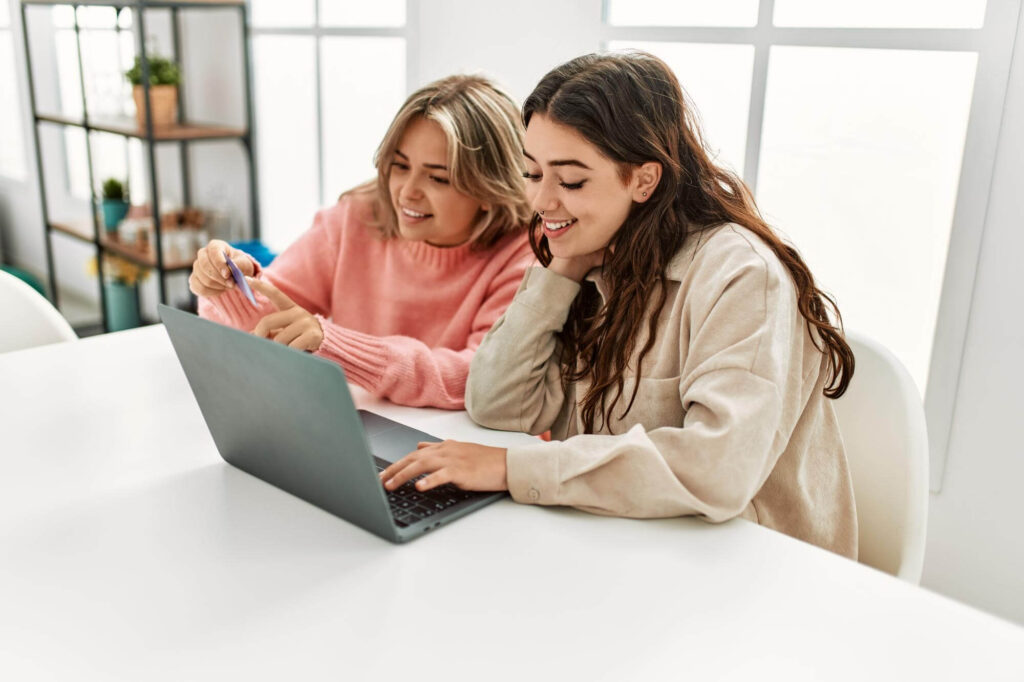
[{"xmin": 2, "ymin": 326, "xmax": 1022, "ymax": 681}]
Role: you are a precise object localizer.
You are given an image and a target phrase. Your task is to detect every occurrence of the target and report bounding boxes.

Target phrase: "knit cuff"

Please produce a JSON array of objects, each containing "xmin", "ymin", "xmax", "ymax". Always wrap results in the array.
[
  {"xmin": 201, "ymin": 287, "xmax": 261, "ymax": 328},
  {"xmin": 506, "ymin": 440, "xmax": 562, "ymax": 506},
  {"xmin": 313, "ymin": 316, "xmax": 390, "ymax": 390}
]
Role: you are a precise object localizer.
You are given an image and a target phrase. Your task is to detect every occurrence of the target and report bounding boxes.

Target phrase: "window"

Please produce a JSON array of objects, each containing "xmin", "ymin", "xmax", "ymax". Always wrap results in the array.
[
  {"xmin": 757, "ymin": 46, "xmax": 976, "ymax": 393},
  {"xmin": 604, "ymin": 0, "xmax": 1015, "ymax": 488},
  {"xmin": 0, "ymin": 0, "xmax": 27, "ymax": 179},
  {"xmin": 47, "ymin": 5, "xmax": 135, "ymax": 201},
  {"xmin": 250, "ymin": 0, "xmax": 408, "ymax": 252}
]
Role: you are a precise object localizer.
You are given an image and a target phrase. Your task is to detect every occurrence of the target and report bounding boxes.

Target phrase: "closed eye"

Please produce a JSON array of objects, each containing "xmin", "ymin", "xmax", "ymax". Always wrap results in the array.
[{"xmin": 522, "ymin": 171, "xmax": 585, "ymax": 191}]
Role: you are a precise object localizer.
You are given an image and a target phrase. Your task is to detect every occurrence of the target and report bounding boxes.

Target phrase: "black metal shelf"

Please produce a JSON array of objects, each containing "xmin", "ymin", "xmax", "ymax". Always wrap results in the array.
[{"xmin": 21, "ymin": 0, "xmax": 260, "ymax": 332}]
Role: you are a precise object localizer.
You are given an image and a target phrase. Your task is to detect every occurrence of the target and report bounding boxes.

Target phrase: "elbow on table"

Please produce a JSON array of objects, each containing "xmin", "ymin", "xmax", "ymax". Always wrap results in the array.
[
  {"xmin": 690, "ymin": 480, "xmax": 762, "ymax": 524},
  {"xmin": 464, "ymin": 386, "xmax": 519, "ymax": 431}
]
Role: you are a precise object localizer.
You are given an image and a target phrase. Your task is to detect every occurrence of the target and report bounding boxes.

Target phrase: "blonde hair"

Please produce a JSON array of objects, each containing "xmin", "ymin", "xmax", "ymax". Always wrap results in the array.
[{"xmin": 353, "ymin": 75, "xmax": 530, "ymax": 251}]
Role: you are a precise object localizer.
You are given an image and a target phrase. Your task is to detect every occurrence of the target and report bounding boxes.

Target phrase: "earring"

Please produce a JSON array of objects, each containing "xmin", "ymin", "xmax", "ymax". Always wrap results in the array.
[
  {"xmin": 642, "ymin": 191, "xmax": 648, "ymax": 197},
  {"xmin": 538, "ymin": 210, "xmax": 545, "ymax": 215}
]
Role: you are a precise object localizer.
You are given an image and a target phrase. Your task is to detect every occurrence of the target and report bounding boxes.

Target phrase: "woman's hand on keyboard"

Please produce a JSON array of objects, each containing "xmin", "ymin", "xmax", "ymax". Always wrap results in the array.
[{"xmin": 379, "ymin": 440, "xmax": 508, "ymax": 493}]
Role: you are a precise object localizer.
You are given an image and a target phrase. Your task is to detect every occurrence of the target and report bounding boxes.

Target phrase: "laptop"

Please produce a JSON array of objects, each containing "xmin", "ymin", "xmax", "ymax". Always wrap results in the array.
[{"xmin": 158, "ymin": 304, "xmax": 505, "ymax": 543}]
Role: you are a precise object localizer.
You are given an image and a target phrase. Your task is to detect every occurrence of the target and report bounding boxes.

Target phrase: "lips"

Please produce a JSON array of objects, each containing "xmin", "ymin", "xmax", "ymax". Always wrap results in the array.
[{"xmin": 542, "ymin": 217, "xmax": 578, "ymax": 239}]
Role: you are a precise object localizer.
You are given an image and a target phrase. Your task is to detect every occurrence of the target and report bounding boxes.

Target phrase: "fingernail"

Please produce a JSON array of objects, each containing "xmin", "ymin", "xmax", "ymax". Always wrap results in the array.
[{"xmin": 221, "ymin": 270, "xmax": 228, "ymax": 278}]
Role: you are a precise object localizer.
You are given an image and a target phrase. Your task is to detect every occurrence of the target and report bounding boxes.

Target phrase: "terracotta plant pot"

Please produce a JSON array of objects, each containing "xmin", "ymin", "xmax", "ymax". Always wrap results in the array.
[{"xmin": 132, "ymin": 84, "xmax": 178, "ymax": 129}]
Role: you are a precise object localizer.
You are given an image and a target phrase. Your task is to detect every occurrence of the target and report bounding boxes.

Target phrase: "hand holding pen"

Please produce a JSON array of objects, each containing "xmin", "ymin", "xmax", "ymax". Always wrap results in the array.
[{"xmin": 188, "ymin": 239, "xmax": 257, "ymax": 301}]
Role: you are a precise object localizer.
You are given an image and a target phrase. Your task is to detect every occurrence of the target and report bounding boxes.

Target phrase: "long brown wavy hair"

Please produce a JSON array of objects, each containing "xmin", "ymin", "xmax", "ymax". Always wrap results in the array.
[{"xmin": 523, "ymin": 52, "xmax": 854, "ymax": 433}]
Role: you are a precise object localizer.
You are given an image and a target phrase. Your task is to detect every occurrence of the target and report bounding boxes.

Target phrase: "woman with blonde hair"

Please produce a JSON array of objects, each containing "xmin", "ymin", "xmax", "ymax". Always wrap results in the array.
[
  {"xmin": 190, "ymin": 75, "xmax": 534, "ymax": 408},
  {"xmin": 380, "ymin": 53, "xmax": 858, "ymax": 557}
]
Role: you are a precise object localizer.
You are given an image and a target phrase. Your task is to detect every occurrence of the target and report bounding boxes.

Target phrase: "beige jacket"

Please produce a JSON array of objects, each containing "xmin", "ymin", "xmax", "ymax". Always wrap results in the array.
[{"xmin": 466, "ymin": 224, "xmax": 858, "ymax": 558}]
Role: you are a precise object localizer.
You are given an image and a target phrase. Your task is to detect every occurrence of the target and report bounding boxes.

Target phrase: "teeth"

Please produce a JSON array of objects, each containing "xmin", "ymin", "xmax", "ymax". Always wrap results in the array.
[
  {"xmin": 402, "ymin": 207, "xmax": 428, "ymax": 218},
  {"xmin": 544, "ymin": 219, "xmax": 576, "ymax": 230}
]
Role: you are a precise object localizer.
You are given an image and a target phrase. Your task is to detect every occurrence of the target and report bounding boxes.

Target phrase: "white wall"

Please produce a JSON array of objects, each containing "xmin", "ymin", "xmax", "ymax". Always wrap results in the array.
[{"xmin": 920, "ymin": 6, "xmax": 1024, "ymax": 626}]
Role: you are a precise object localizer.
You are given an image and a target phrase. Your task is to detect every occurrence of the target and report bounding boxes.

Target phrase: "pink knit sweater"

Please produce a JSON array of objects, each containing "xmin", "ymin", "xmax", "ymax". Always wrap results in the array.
[{"xmin": 198, "ymin": 194, "xmax": 534, "ymax": 409}]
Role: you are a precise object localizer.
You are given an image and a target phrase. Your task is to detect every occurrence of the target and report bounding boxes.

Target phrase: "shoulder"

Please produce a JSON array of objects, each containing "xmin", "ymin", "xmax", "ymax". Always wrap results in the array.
[
  {"xmin": 668, "ymin": 223, "xmax": 796, "ymax": 315},
  {"xmin": 478, "ymin": 229, "xmax": 536, "ymax": 269},
  {"xmin": 314, "ymin": 190, "xmax": 386, "ymax": 245},
  {"xmin": 324, "ymin": 190, "xmax": 378, "ymax": 228},
  {"xmin": 669, "ymin": 224, "xmax": 790, "ymax": 287}
]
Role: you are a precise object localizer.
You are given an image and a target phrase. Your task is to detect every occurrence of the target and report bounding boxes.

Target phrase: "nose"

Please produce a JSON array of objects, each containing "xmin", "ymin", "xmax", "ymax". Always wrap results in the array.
[
  {"xmin": 399, "ymin": 171, "xmax": 426, "ymax": 204},
  {"xmin": 529, "ymin": 179, "xmax": 560, "ymax": 215}
]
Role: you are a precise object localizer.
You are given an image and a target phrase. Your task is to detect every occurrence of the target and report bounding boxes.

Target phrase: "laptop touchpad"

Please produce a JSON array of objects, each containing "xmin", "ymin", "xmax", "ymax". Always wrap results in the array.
[
  {"xmin": 370, "ymin": 428, "xmax": 441, "ymax": 463},
  {"xmin": 359, "ymin": 411, "xmax": 442, "ymax": 464}
]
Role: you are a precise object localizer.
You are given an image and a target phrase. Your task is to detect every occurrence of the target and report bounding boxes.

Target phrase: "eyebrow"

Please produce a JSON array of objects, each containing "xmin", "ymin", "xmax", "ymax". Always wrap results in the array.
[
  {"xmin": 522, "ymin": 149, "xmax": 591, "ymax": 171},
  {"xmin": 394, "ymin": 148, "xmax": 448, "ymax": 171}
]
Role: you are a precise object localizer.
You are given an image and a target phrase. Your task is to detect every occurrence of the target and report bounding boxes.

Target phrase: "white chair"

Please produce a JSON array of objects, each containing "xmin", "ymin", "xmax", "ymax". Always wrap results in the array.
[
  {"xmin": 833, "ymin": 331, "xmax": 929, "ymax": 584},
  {"xmin": 0, "ymin": 269, "xmax": 78, "ymax": 353}
]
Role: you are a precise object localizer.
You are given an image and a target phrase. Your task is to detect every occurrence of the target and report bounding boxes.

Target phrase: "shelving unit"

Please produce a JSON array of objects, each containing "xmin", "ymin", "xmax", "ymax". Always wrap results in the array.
[{"xmin": 20, "ymin": 0, "xmax": 260, "ymax": 332}]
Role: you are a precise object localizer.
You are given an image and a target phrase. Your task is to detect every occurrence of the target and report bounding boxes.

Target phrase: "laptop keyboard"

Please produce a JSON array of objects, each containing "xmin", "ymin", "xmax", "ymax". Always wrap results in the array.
[{"xmin": 374, "ymin": 456, "xmax": 482, "ymax": 527}]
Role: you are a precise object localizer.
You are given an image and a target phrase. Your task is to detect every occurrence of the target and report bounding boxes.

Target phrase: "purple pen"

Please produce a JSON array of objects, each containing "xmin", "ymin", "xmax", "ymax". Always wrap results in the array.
[{"xmin": 223, "ymin": 251, "xmax": 259, "ymax": 308}]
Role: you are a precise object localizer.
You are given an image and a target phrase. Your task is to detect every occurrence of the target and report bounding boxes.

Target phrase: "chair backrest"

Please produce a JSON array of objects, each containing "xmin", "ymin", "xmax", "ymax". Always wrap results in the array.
[
  {"xmin": 832, "ymin": 331, "xmax": 929, "ymax": 584},
  {"xmin": 0, "ymin": 269, "xmax": 78, "ymax": 353}
]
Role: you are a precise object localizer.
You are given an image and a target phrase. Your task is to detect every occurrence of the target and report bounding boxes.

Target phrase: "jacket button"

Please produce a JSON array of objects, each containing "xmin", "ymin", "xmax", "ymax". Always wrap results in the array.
[{"xmin": 528, "ymin": 488, "xmax": 540, "ymax": 502}]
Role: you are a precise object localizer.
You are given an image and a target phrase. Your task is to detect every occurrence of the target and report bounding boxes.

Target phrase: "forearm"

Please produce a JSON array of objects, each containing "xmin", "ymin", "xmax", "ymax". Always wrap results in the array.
[
  {"xmin": 506, "ymin": 371, "xmax": 783, "ymax": 520},
  {"xmin": 314, "ymin": 318, "xmax": 471, "ymax": 409},
  {"xmin": 465, "ymin": 266, "xmax": 580, "ymax": 434}
]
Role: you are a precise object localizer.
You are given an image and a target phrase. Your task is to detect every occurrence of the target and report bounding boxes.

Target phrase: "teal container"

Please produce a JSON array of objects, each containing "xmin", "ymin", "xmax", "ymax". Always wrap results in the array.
[
  {"xmin": 101, "ymin": 199, "xmax": 130, "ymax": 232},
  {"xmin": 0, "ymin": 265, "xmax": 46, "ymax": 297},
  {"xmin": 104, "ymin": 281, "xmax": 141, "ymax": 331}
]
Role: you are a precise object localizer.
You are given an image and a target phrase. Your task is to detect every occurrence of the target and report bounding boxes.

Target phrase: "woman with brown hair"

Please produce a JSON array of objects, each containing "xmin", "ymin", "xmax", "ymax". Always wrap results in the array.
[{"xmin": 380, "ymin": 52, "xmax": 858, "ymax": 557}]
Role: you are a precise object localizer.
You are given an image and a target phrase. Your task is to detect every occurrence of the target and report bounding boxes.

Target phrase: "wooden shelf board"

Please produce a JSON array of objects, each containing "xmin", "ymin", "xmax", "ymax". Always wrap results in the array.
[
  {"xmin": 37, "ymin": 113, "xmax": 246, "ymax": 141},
  {"xmin": 49, "ymin": 217, "xmax": 196, "ymax": 272}
]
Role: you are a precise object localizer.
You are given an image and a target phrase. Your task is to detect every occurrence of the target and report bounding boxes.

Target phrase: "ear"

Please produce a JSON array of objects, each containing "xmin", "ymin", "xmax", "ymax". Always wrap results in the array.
[{"xmin": 632, "ymin": 162, "xmax": 662, "ymax": 203}]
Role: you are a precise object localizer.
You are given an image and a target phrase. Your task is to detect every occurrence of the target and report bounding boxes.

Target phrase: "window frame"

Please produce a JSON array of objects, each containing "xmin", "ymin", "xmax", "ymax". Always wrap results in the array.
[
  {"xmin": 602, "ymin": 0, "xmax": 1023, "ymax": 491},
  {"xmin": 249, "ymin": 0, "xmax": 416, "ymax": 208}
]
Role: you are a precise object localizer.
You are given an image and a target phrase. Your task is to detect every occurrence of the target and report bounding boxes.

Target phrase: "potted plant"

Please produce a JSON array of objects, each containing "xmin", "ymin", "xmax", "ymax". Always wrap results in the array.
[
  {"xmin": 87, "ymin": 253, "xmax": 151, "ymax": 331},
  {"xmin": 100, "ymin": 177, "xmax": 130, "ymax": 233},
  {"xmin": 124, "ymin": 55, "xmax": 181, "ymax": 129}
]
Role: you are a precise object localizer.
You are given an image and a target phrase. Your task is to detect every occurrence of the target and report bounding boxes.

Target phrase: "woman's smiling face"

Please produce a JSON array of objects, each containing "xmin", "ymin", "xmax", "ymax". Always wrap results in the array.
[
  {"xmin": 522, "ymin": 113, "xmax": 637, "ymax": 259},
  {"xmin": 388, "ymin": 116, "xmax": 485, "ymax": 247}
]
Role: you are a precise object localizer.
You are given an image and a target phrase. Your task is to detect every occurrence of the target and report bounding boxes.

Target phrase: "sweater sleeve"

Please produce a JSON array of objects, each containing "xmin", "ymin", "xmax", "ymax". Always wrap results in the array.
[
  {"xmin": 504, "ymin": 250, "xmax": 805, "ymax": 522},
  {"xmin": 197, "ymin": 207, "xmax": 341, "ymax": 330},
  {"xmin": 465, "ymin": 266, "xmax": 582, "ymax": 434},
  {"xmin": 312, "ymin": 248, "xmax": 534, "ymax": 410}
]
